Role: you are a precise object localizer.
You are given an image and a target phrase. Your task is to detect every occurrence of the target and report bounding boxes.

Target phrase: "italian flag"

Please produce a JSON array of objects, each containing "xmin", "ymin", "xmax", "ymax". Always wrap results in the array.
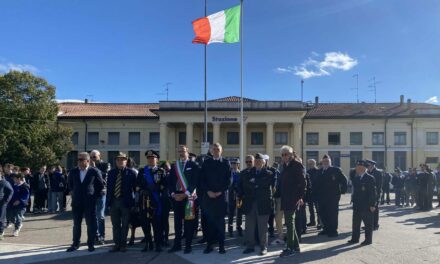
[{"xmin": 192, "ymin": 5, "xmax": 241, "ymax": 45}]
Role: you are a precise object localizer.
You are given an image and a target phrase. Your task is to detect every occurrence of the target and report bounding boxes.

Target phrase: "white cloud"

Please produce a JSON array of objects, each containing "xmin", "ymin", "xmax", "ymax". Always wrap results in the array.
[
  {"xmin": 0, "ymin": 62, "xmax": 39, "ymax": 74},
  {"xmin": 276, "ymin": 51, "xmax": 358, "ymax": 79},
  {"xmin": 425, "ymin": 96, "xmax": 438, "ymax": 104}
]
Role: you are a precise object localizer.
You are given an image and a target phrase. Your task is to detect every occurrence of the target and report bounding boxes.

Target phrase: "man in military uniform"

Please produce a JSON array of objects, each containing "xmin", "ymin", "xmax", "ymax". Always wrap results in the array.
[
  {"xmin": 348, "ymin": 160, "xmax": 376, "ymax": 246},
  {"xmin": 168, "ymin": 145, "xmax": 199, "ymax": 254},
  {"xmin": 106, "ymin": 152, "xmax": 137, "ymax": 253},
  {"xmin": 366, "ymin": 160, "xmax": 382, "ymax": 230},
  {"xmin": 316, "ymin": 154, "xmax": 348, "ymax": 237},
  {"xmin": 380, "ymin": 170, "xmax": 391, "ymax": 205},
  {"xmin": 90, "ymin": 150, "xmax": 111, "ymax": 244},
  {"xmin": 137, "ymin": 150, "xmax": 167, "ymax": 252},
  {"xmin": 227, "ymin": 158, "xmax": 243, "ymax": 237},
  {"xmin": 199, "ymin": 143, "xmax": 231, "ymax": 254},
  {"xmin": 238, "ymin": 153, "xmax": 274, "ymax": 256}
]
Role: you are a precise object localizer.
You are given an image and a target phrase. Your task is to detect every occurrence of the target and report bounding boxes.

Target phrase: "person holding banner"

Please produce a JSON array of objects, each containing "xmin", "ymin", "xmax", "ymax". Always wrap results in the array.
[
  {"xmin": 137, "ymin": 150, "xmax": 167, "ymax": 252},
  {"xmin": 168, "ymin": 145, "xmax": 199, "ymax": 254}
]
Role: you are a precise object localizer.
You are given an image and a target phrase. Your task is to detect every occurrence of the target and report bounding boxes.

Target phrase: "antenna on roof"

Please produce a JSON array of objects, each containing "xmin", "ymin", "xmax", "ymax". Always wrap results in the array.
[
  {"xmin": 352, "ymin": 74, "xmax": 359, "ymax": 103},
  {"xmin": 368, "ymin": 77, "xmax": 381, "ymax": 103},
  {"xmin": 85, "ymin": 94, "xmax": 94, "ymax": 103},
  {"xmin": 300, "ymin": 79, "xmax": 304, "ymax": 102},
  {"xmin": 156, "ymin": 82, "xmax": 172, "ymax": 101}
]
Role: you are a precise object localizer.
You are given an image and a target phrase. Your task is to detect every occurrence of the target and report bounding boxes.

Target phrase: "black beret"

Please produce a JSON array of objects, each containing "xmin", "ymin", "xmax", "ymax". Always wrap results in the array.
[{"xmin": 145, "ymin": 150, "xmax": 160, "ymax": 159}]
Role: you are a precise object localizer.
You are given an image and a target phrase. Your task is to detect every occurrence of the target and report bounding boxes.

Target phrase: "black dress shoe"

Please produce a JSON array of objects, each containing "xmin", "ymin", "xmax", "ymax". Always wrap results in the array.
[
  {"xmin": 66, "ymin": 245, "xmax": 79, "ymax": 252},
  {"xmin": 347, "ymin": 239, "xmax": 359, "ymax": 244},
  {"xmin": 361, "ymin": 240, "xmax": 372, "ymax": 246},
  {"xmin": 242, "ymin": 248, "xmax": 255, "ymax": 254},
  {"xmin": 218, "ymin": 246, "xmax": 226, "ymax": 254},
  {"xmin": 183, "ymin": 247, "xmax": 192, "ymax": 254},
  {"xmin": 88, "ymin": 245, "xmax": 95, "ymax": 252},
  {"xmin": 109, "ymin": 246, "xmax": 120, "ymax": 253},
  {"xmin": 203, "ymin": 245, "xmax": 213, "ymax": 254}
]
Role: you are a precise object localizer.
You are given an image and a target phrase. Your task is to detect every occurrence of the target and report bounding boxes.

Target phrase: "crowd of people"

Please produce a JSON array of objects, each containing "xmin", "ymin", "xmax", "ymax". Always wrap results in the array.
[{"xmin": 1, "ymin": 143, "xmax": 440, "ymax": 258}]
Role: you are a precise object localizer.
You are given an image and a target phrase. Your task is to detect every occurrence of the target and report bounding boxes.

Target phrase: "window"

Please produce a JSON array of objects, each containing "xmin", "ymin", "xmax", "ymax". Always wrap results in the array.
[
  {"xmin": 328, "ymin": 151, "xmax": 341, "ymax": 167},
  {"xmin": 107, "ymin": 151, "xmax": 120, "ymax": 167},
  {"xmin": 426, "ymin": 157, "xmax": 439, "ymax": 164},
  {"xmin": 394, "ymin": 151, "xmax": 406, "ymax": 171},
  {"xmin": 372, "ymin": 151, "xmax": 385, "ymax": 169},
  {"xmin": 178, "ymin": 132, "xmax": 186, "ymax": 145},
  {"xmin": 275, "ymin": 132, "xmax": 288, "ymax": 145},
  {"xmin": 306, "ymin": 151, "xmax": 319, "ymax": 163},
  {"xmin": 66, "ymin": 151, "xmax": 78, "ymax": 170},
  {"xmin": 427, "ymin": 132, "xmax": 439, "ymax": 145},
  {"xmin": 71, "ymin": 132, "xmax": 79, "ymax": 145},
  {"xmin": 227, "ymin": 132, "xmax": 239, "ymax": 145},
  {"xmin": 87, "ymin": 132, "xmax": 99, "ymax": 145},
  {"xmin": 108, "ymin": 132, "xmax": 120, "ymax": 145},
  {"xmin": 128, "ymin": 151, "xmax": 140, "ymax": 165},
  {"xmin": 129, "ymin": 132, "xmax": 140, "ymax": 145},
  {"xmin": 372, "ymin": 132, "xmax": 384, "ymax": 145},
  {"xmin": 350, "ymin": 132, "xmax": 362, "ymax": 145},
  {"xmin": 306, "ymin": 133, "xmax": 319, "ymax": 145},
  {"xmin": 328, "ymin": 132, "xmax": 341, "ymax": 145},
  {"xmin": 149, "ymin": 132, "xmax": 160, "ymax": 144},
  {"xmin": 251, "ymin": 132, "xmax": 264, "ymax": 145},
  {"xmin": 394, "ymin": 132, "xmax": 407, "ymax": 145},
  {"xmin": 350, "ymin": 151, "xmax": 363, "ymax": 168}
]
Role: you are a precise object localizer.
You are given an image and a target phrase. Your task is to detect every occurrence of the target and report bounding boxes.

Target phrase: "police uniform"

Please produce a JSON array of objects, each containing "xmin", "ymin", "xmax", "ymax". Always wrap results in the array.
[
  {"xmin": 366, "ymin": 160, "xmax": 382, "ymax": 230},
  {"xmin": 137, "ymin": 150, "xmax": 167, "ymax": 252},
  {"xmin": 316, "ymin": 156, "xmax": 348, "ymax": 237},
  {"xmin": 348, "ymin": 160, "xmax": 376, "ymax": 246}
]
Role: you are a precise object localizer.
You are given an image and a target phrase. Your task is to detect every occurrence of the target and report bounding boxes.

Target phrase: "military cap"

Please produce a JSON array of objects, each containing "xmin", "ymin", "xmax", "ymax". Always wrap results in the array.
[
  {"xmin": 189, "ymin": 152, "xmax": 197, "ymax": 159},
  {"xmin": 231, "ymin": 158, "xmax": 241, "ymax": 164},
  {"xmin": 115, "ymin": 152, "xmax": 128, "ymax": 160},
  {"xmin": 145, "ymin": 150, "xmax": 160, "ymax": 159},
  {"xmin": 255, "ymin": 153, "xmax": 265, "ymax": 160},
  {"xmin": 355, "ymin": 160, "xmax": 368, "ymax": 167},
  {"xmin": 322, "ymin": 154, "xmax": 330, "ymax": 159},
  {"xmin": 365, "ymin": 159, "xmax": 376, "ymax": 165},
  {"xmin": 262, "ymin": 154, "xmax": 270, "ymax": 161}
]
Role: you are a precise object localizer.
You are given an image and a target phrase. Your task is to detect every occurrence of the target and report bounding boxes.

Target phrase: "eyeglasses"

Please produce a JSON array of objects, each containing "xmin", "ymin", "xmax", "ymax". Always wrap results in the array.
[
  {"xmin": 77, "ymin": 158, "xmax": 88, "ymax": 161},
  {"xmin": 245, "ymin": 161, "xmax": 253, "ymax": 164},
  {"xmin": 281, "ymin": 153, "xmax": 290, "ymax": 157}
]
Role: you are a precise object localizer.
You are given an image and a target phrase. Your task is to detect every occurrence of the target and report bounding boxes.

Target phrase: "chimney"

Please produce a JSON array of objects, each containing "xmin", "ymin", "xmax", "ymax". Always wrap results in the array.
[
  {"xmin": 400, "ymin": 95, "xmax": 404, "ymax": 105},
  {"xmin": 84, "ymin": 99, "xmax": 89, "ymax": 104},
  {"xmin": 315, "ymin": 96, "xmax": 319, "ymax": 107},
  {"xmin": 407, "ymin": 98, "xmax": 411, "ymax": 109}
]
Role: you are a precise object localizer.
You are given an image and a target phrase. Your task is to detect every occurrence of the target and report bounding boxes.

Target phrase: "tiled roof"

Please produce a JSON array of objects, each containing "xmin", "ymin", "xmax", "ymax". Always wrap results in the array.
[
  {"xmin": 209, "ymin": 96, "xmax": 257, "ymax": 102},
  {"xmin": 57, "ymin": 103, "xmax": 159, "ymax": 119},
  {"xmin": 305, "ymin": 103, "xmax": 440, "ymax": 119}
]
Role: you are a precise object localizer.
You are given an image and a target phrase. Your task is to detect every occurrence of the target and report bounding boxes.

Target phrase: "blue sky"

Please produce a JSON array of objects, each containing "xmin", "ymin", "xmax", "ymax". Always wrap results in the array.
[{"xmin": 1, "ymin": 0, "xmax": 439, "ymax": 104}]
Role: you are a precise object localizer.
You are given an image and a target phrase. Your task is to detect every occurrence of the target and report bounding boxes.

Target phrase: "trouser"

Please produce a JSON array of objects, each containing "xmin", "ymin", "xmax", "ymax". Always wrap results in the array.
[
  {"xmin": 295, "ymin": 204, "xmax": 306, "ymax": 242},
  {"xmin": 34, "ymin": 189, "xmax": 47, "ymax": 210},
  {"xmin": 284, "ymin": 210, "xmax": 300, "ymax": 250},
  {"xmin": 0, "ymin": 204, "xmax": 6, "ymax": 233},
  {"xmin": 7, "ymin": 207, "xmax": 26, "ymax": 229},
  {"xmin": 395, "ymin": 188, "xmax": 404, "ymax": 206},
  {"xmin": 96, "ymin": 194, "xmax": 106, "ymax": 238},
  {"xmin": 405, "ymin": 188, "xmax": 416, "ymax": 205},
  {"xmin": 227, "ymin": 195, "xmax": 243, "ymax": 232},
  {"xmin": 244, "ymin": 202, "xmax": 269, "ymax": 250},
  {"xmin": 172, "ymin": 200, "xmax": 195, "ymax": 248},
  {"xmin": 49, "ymin": 191, "xmax": 64, "ymax": 212},
  {"xmin": 26, "ymin": 193, "xmax": 32, "ymax": 213},
  {"xmin": 380, "ymin": 189, "xmax": 390, "ymax": 204},
  {"xmin": 72, "ymin": 202, "xmax": 97, "ymax": 247},
  {"xmin": 307, "ymin": 200, "xmax": 319, "ymax": 224},
  {"xmin": 110, "ymin": 198, "xmax": 130, "ymax": 248},
  {"xmin": 161, "ymin": 203, "xmax": 170, "ymax": 243},
  {"xmin": 373, "ymin": 201, "xmax": 379, "ymax": 228},
  {"xmin": 274, "ymin": 198, "xmax": 284, "ymax": 240},
  {"xmin": 351, "ymin": 210, "xmax": 373, "ymax": 243},
  {"xmin": 319, "ymin": 198, "xmax": 340, "ymax": 234},
  {"xmin": 204, "ymin": 208, "xmax": 225, "ymax": 247}
]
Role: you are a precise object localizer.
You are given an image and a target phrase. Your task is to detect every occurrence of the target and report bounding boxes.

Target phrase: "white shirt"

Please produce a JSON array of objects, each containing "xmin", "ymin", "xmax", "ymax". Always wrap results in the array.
[{"xmin": 79, "ymin": 166, "xmax": 89, "ymax": 183}]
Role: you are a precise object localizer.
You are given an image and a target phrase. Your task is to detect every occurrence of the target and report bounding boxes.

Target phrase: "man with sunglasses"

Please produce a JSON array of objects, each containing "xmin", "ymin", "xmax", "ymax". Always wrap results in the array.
[
  {"xmin": 90, "ymin": 150, "xmax": 111, "ymax": 245},
  {"xmin": 66, "ymin": 152, "xmax": 104, "ymax": 252}
]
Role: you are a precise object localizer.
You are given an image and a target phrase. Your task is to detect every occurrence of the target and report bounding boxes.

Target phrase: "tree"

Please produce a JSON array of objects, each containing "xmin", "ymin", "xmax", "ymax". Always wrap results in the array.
[{"xmin": 0, "ymin": 71, "xmax": 73, "ymax": 169}]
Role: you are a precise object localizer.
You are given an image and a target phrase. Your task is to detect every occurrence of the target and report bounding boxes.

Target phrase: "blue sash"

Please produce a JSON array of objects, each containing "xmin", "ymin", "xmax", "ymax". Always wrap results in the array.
[{"xmin": 144, "ymin": 166, "xmax": 162, "ymax": 216}]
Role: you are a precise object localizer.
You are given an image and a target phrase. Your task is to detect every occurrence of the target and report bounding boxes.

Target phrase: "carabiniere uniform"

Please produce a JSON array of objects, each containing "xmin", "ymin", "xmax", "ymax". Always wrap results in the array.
[{"xmin": 137, "ymin": 162, "xmax": 167, "ymax": 252}]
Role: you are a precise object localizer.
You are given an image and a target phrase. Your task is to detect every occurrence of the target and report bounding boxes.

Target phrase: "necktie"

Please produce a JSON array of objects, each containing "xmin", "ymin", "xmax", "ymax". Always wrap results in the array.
[{"xmin": 114, "ymin": 170, "xmax": 122, "ymax": 198}]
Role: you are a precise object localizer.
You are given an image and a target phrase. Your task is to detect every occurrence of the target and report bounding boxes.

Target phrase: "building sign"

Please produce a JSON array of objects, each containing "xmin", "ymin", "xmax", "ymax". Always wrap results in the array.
[{"xmin": 212, "ymin": 116, "xmax": 248, "ymax": 123}]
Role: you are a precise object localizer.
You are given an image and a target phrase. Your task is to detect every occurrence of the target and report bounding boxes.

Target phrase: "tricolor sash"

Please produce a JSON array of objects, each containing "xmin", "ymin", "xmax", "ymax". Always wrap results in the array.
[
  {"xmin": 175, "ymin": 160, "xmax": 196, "ymax": 220},
  {"xmin": 144, "ymin": 166, "xmax": 162, "ymax": 216}
]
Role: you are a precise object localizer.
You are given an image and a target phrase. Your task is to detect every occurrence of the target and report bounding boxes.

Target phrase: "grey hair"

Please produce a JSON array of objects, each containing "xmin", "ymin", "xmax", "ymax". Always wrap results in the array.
[
  {"xmin": 78, "ymin": 152, "xmax": 90, "ymax": 160},
  {"xmin": 280, "ymin": 145, "xmax": 293, "ymax": 155},
  {"xmin": 90, "ymin": 150, "xmax": 101, "ymax": 156}
]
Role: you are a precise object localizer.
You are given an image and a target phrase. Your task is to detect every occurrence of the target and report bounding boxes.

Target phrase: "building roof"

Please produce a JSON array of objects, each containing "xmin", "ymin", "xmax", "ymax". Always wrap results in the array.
[
  {"xmin": 305, "ymin": 102, "xmax": 440, "ymax": 119},
  {"xmin": 209, "ymin": 96, "xmax": 258, "ymax": 102},
  {"xmin": 57, "ymin": 103, "xmax": 159, "ymax": 119}
]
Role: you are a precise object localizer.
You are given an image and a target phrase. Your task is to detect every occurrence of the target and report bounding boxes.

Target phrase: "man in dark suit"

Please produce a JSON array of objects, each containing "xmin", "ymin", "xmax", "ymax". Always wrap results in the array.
[
  {"xmin": 348, "ymin": 160, "xmax": 376, "ymax": 246},
  {"xmin": 315, "ymin": 154, "xmax": 348, "ymax": 237},
  {"xmin": 366, "ymin": 160, "xmax": 382, "ymax": 230},
  {"xmin": 106, "ymin": 152, "xmax": 137, "ymax": 253},
  {"xmin": 168, "ymin": 145, "xmax": 199, "ymax": 254},
  {"xmin": 199, "ymin": 143, "xmax": 231, "ymax": 254},
  {"xmin": 66, "ymin": 152, "xmax": 104, "ymax": 252}
]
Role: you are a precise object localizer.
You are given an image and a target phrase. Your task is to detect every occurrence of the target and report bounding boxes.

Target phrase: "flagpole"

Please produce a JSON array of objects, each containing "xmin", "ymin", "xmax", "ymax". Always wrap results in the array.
[
  {"xmin": 240, "ymin": 0, "xmax": 244, "ymax": 164},
  {"xmin": 203, "ymin": 0, "xmax": 208, "ymax": 153}
]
